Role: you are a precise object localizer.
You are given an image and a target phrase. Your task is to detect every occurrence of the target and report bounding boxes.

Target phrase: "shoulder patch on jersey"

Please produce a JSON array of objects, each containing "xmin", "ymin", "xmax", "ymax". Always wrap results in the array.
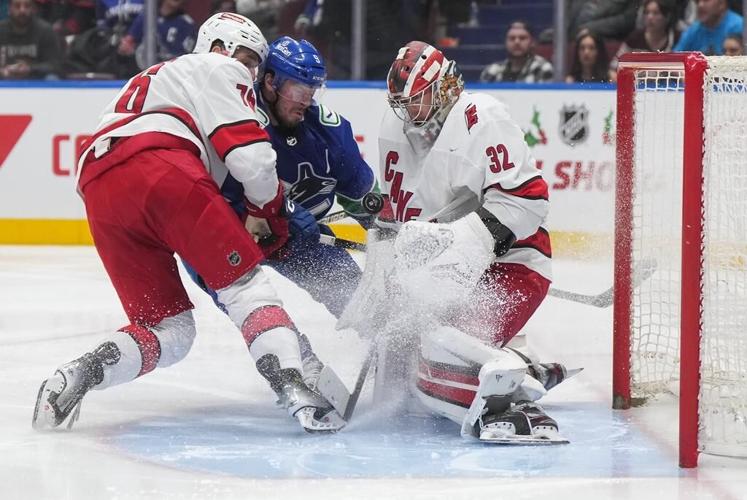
[
  {"xmin": 465, "ymin": 103, "xmax": 478, "ymax": 132},
  {"xmin": 255, "ymin": 106, "xmax": 270, "ymax": 128},
  {"xmin": 319, "ymin": 104, "xmax": 341, "ymax": 127}
]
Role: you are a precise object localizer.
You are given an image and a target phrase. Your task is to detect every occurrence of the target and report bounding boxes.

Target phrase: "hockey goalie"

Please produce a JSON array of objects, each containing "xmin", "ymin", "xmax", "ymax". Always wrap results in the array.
[{"xmin": 339, "ymin": 41, "xmax": 576, "ymax": 444}]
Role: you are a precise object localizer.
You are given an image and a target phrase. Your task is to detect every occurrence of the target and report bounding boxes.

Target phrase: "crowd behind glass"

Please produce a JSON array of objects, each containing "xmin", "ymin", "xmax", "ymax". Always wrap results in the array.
[{"xmin": 0, "ymin": 0, "xmax": 743, "ymax": 82}]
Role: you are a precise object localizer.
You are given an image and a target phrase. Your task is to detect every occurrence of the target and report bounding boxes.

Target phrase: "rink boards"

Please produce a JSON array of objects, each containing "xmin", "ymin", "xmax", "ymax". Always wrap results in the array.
[{"xmin": 0, "ymin": 81, "xmax": 616, "ymax": 256}]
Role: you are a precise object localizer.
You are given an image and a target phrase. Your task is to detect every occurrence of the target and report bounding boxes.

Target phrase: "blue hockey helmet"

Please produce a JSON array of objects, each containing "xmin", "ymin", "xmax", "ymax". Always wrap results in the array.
[{"xmin": 264, "ymin": 36, "xmax": 326, "ymax": 90}]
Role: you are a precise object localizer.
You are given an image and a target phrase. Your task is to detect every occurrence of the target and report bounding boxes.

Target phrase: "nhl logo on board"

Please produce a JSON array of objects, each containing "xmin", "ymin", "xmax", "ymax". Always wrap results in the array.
[
  {"xmin": 227, "ymin": 250, "xmax": 241, "ymax": 267},
  {"xmin": 286, "ymin": 136, "xmax": 297, "ymax": 146},
  {"xmin": 559, "ymin": 104, "xmax": 589, "ymax": 146}
]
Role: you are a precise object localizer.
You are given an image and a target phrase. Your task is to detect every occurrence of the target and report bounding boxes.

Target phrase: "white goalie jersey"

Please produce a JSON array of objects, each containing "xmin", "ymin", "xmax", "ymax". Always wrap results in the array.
[
  {"xmin": 76, "ymin": 52, "xmax": 278, "ymax": 209},
  {"xmin": 378, "ymin": 91, "xmax": 551, "ymax": 280}
]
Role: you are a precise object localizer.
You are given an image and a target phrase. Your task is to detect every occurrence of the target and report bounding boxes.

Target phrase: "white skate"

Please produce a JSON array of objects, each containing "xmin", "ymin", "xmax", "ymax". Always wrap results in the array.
[{"xmin": 256, "ymin": 354, "xmax": 346, "ymax": 433}]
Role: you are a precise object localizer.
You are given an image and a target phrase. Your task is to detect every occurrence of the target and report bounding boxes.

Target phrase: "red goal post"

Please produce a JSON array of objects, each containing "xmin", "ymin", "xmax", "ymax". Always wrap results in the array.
[{"xmin": 613, "ymin": 52, "xmax": 747, "ymax": 468}]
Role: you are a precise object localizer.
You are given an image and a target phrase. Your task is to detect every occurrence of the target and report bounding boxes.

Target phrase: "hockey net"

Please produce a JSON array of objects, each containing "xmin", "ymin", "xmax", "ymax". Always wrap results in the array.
[{"xmin": 613, "ymin": 53, "xmax": 747, "ymax": 468}]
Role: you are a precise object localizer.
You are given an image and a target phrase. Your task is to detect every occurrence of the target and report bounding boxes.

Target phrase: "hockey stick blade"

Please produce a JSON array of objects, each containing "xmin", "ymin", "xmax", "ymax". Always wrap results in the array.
[{"xmin": 316, "ymin": 366, "xmax": 351, "ymax": 417}]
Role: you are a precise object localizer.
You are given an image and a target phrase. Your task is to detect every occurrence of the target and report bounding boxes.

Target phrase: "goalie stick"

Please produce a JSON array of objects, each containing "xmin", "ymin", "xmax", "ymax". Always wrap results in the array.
[
  {"xmin": 315, "ymin": 329, "xmax": 381, "ymax": 422},
  {"xmin": 547, "ymin": 258, "xmax": 657, "ymax": 308},
  {"xmin": 318, "ymin": 235, "xmax": 658, "ymax": 308}
]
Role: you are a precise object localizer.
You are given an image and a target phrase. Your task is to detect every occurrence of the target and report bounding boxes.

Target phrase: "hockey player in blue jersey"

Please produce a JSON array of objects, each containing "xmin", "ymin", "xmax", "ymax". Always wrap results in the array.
[
  {"xmin": 188, "ymin": 35, "xmax": 376, "ymax": 317},
  {"xmin": 183, "ymin": 36, "xmax": 377, "ymax": 387}
]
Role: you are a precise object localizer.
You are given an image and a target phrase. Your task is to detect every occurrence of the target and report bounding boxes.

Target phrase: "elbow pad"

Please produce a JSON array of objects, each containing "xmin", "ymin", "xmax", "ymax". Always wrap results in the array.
[{"xmin": 475, "ymin": 206, "xmax": 516, "ymax": 257}]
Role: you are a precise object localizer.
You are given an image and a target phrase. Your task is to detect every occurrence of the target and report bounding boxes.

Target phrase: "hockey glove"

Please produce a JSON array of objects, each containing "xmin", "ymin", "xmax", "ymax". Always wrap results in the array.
[
  {"xmin": 392, "ymin": 212, "xmax": 497, "ymax": 309},
  {"xmin": 286, "ymin": 198, "xmax": 320, "ymax": 243},
  {"xmin": 245, "ymin": 185, "xmax": 289, "ymax": 258}
]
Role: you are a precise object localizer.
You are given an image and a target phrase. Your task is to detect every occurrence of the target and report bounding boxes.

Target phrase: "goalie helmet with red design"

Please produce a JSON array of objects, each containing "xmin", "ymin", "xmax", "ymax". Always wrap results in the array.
[{"xmin": 386, "ymin": 41, "xmax": 464, "ymax": 127}]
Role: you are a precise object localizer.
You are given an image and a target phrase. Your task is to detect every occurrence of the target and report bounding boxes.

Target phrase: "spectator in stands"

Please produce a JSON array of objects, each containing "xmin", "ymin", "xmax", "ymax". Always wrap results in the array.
[
  {"xmin": 118, "ymin": 0, "xmax": 196, "ymax": 69},
  {"xmin": 35, "ymin": 1, "xmax": 95, "ymax": 37},
  {"xmin": 722, "ymin": 32, "xmax": 744, "ymax": 54},
  {"xmin": 566, "ymin": 31, "xmax": 614, "ymax": 83},
  {"xmin": 0, "ymin": 0, "xmax": 61, "ymax": 79},
  {"xmin": 674, "ymin": 0, "xmax": 743, "ymax": 54},
  {"xmin": 611, "ymin": 0, "xmax": 681, "ymax": 72},
  {"xmin": 479, "ymin": 21, "xmax": 553, "ymax": 83},
  {"xmin": 212, "ymin": 0, "xmax": 236, "ymax": 14},
  {"xmin": 568, "ymin": 0, "xmax": 642, "ymax": 40},
  {"xmin": 38, "ymin": 1, "xmax": 96, "ymax": 37},
  {"xmin": 295, "ymin": 0, "xmax": 435, "ymax": 79},
  {"xmin": 96, "ymin": 0, "xmax": 143, "ymax": 32}
]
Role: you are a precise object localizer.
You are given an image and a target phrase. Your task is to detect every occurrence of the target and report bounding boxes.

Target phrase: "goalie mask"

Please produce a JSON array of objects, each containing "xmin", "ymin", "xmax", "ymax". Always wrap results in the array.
[
  {"xmin": 194, "ymin": 12, "xmax": 269, "ymax": 63},
  {"xmin": 386, "ymin": 41, "xmax": 464, "ymax": 128}
]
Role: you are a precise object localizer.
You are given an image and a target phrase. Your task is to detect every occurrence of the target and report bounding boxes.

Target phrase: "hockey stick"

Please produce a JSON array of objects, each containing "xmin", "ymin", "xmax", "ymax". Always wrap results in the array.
[
  {"xmin": 318, "ymin": 210, "xmax": 348, "ymax": 225},
  {"xmin": 315, "ymin": 329, "xmax": 380, "ymax": 421},
  {"xmin": 343, "ymin": 332, "xmax": 379, "ymax": 420},
  {"xmin": 319, "ymin": 235, "xmax": 659, "ymax": 309},
  {"xmin": 547, "ymin": 258, "xmax": 657, "ymax": 308}
]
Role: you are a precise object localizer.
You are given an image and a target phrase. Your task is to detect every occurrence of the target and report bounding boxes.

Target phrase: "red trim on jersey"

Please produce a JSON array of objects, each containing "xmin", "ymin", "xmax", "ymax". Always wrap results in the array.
[
  {"xmin": 488, "ymin": 175, "xmax": 548, "ymax": 201},
  {"xmin": 419, "ymin": 360, "xmax": 480, "ymax": 386},
  {"xmin": 416, "ymin": 378, "xmax": 476, "ymax": 408},
  {"xmin": 513, "ymin": 227, "xmax": 552, "ymax": 258},
  {"xmin": 78, "ymin": 133, "xmax": 201, "ymax": 192},
  {"xmin": 79, "ymin": 107, "xmax": 202, "ymax": 159},
  {"xmin": 240, "ymin": 305, "xmax": 296, "ymax": 347},
  {"xmin": 208, "ymin": 119, "xmax": 269, "ymax": 162},
  {"xmin": 119, "ymin": 324, "xmax": 161, "ymax": 376}
]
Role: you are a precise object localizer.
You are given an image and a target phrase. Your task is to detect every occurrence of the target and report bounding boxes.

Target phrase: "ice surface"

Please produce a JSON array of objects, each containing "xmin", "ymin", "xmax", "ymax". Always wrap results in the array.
[{"xmin": 1, "ymin": 246, "xmax": 746, "ymax": 500}]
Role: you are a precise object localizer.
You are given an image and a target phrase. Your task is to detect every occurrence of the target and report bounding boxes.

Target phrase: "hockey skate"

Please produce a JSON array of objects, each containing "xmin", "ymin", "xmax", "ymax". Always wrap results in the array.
[
  {"xmin": 478, "ymin": 400, "xmax": 568, "ymax": 445},
  {"xmin": 507, "ymin": 347, "xmax": 583, "ymax": 391},
  {"xmin": 32, "ymin": 342, "xmax": 119, "ymax": 430},
  {"xmin": 256, "ymin": 354, "xmax": 346, "ymax": 433},
  {"xmin": 531, "ymin": 362, "xmax": 583, "ymax": 391},
  {"xmin": 301, "ymin": 351, "xmax": 324, "ymax": 391}
]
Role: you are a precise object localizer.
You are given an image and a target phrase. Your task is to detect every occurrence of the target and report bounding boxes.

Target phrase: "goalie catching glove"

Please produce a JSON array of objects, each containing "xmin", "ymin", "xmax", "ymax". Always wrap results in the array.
[{"xmin": 392, "ymin": 208, "xmax": 515, "ymax": 306}]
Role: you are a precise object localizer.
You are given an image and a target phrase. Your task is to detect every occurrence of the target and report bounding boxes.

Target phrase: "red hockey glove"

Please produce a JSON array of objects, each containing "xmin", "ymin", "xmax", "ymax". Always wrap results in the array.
[{"xmin": 245, "ymin": 185, "xmax": 289, "ymax": 258}]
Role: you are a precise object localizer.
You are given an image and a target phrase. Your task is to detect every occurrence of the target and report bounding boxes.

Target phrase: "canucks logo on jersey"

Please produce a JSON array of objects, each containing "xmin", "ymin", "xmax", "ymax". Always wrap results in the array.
[{"xmin": 283, "ymin": 162, "xmax": 336, "ymax": 216}]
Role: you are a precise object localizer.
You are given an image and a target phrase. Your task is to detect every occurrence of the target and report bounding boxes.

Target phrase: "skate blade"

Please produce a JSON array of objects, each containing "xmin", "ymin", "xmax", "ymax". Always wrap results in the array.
[
  {"xmin": 479, "ymin": 433, "xmax": 569, "ymax": 445},
  {"xmin": 295, "ymin": 407, "xmax": 346, "ymax": 433},
  {"xmin": 32, "ymin": 377, "xmax": 65, "ymax": 431},
  {"xmin": 566, "ymin": 367, "xmax": 584, "ymax": 379}
]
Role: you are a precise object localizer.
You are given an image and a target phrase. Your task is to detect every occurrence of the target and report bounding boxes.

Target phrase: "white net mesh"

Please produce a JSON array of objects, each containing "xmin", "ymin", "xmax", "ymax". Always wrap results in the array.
[
  {"xmin": 699, "ymin": 56, "xmax": 747, "ymax": 456},
  {"xmin": 630, "ymin": 69, "xmax": 685, "ymax": 398},
  {"xmin": 629, "ymin": 57, "xmax": 747, "ymax": 457}
]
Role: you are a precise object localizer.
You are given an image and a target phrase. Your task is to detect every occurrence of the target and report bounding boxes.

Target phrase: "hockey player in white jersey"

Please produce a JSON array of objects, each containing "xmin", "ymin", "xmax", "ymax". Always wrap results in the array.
[
  {"xmin": 32, "ymin": 12, "xmax": 344, "ymax": 434},
  {"xmin": 343, "ymin": 41, "xmax": 572, "ymax": 444}
]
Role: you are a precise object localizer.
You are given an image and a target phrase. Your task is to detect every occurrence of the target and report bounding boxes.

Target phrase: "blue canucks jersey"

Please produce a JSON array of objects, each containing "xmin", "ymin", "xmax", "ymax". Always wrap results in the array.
[{"xmin": 221, "ymin": 92, "xmax": 375, "ymax": 219}]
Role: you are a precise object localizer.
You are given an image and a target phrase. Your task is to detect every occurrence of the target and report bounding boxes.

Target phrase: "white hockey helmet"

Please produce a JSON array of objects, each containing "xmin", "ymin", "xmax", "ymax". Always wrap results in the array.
[{"xmin": 194, "ymin": 12, "xmax": 269, "ymax": 63}]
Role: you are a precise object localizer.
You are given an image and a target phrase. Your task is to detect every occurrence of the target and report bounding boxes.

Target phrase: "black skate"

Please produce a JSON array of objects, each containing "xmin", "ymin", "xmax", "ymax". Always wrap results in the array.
[
  {"xmin": 32, "ymin": 342, "xmax": 119, "ymax": 431},
  {"xmin": 256, "ymin": 355, "xmax": 345, "ymax": 433},
  {"xmin": 478, "ymin": 400, "xmax": 568, "ymax": 445}
]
